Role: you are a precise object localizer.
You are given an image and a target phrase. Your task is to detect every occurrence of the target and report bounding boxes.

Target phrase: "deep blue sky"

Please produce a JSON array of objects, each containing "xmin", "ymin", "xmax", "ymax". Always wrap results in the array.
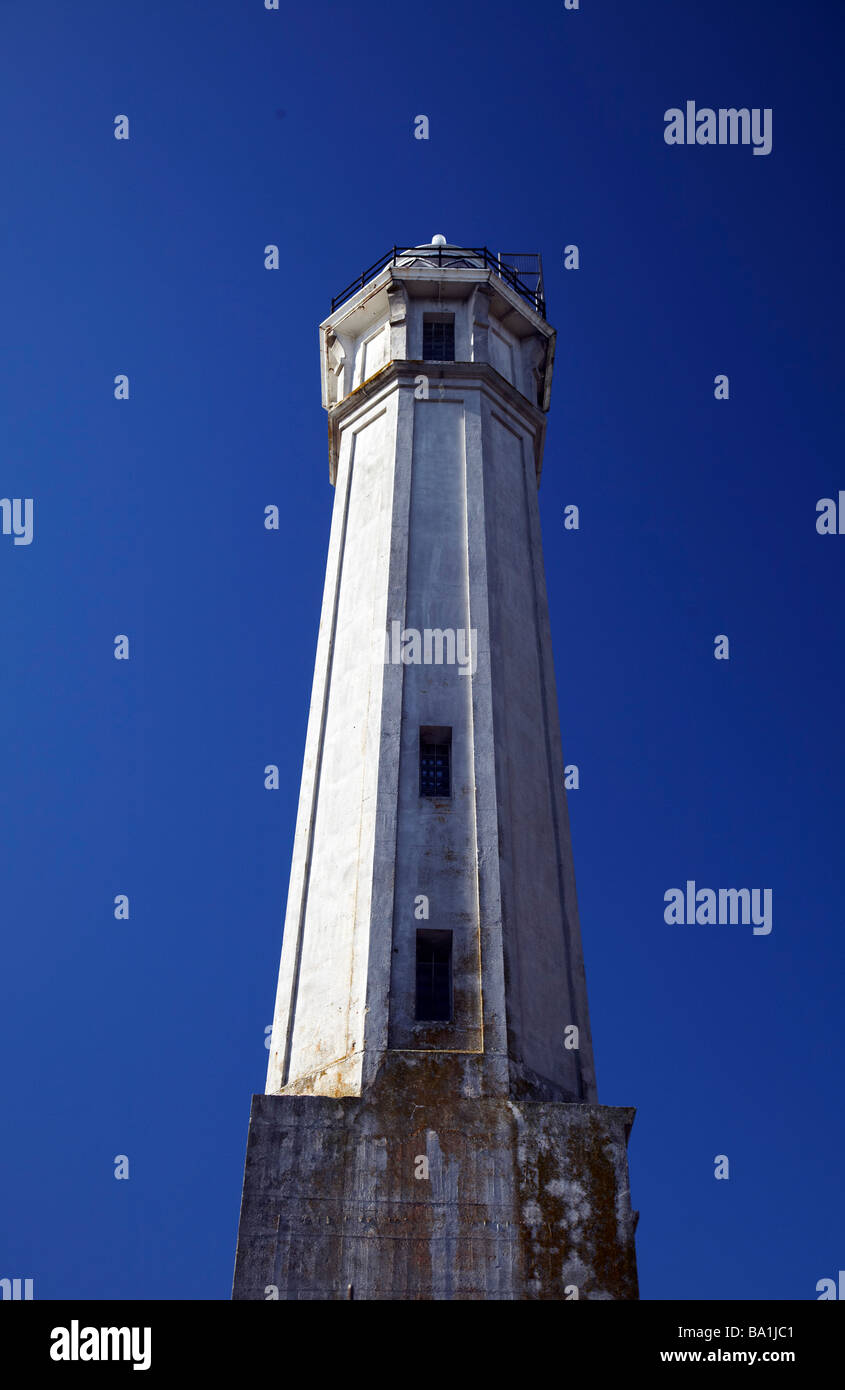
[{"xmin": 1, "ymin": 0, "xmax": 842, "ymax": 1301}]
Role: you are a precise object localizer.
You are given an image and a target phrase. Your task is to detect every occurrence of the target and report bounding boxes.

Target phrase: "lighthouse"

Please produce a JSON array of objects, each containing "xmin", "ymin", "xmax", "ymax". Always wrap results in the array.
[{"xmin": 232, "ymin": 239, "xmax": 639, "ymax": 1300}]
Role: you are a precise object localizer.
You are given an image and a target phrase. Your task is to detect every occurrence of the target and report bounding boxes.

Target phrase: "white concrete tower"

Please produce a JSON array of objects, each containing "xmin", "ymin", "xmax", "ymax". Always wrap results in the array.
[{"xmin": 233, "ymin": 241, "xmax": 638, "ymax": 1301}]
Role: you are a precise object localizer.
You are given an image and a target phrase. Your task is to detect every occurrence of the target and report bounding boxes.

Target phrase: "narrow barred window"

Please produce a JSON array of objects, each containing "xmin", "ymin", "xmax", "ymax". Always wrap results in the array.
[
  {"xmin": 419, "ymin": 727, "xmax": 451, "ymax": 797},
  {"xmin": 422, "ymin": 315, "xmax": 455, "ymax": 361},
  {"xmin": 415, "ymin": 930, "xmax": 452, "ymax": 1021}
]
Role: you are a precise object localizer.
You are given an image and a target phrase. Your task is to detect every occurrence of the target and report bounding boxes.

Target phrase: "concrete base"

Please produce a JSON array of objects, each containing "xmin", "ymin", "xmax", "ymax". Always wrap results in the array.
[{"xmin": 232, "ymin": 1083, "xmax": 638, "ymax": 1300}]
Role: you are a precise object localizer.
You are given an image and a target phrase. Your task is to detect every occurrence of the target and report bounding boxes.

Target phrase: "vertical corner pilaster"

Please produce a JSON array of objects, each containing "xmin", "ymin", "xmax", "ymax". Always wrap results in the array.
[
  {"xmin": 470, "ymin": 284, "xmax": 492, "ymax": 364},
  {"xmin": 387, "ymin": 280, "xmax": 408, "ymax": 360}
]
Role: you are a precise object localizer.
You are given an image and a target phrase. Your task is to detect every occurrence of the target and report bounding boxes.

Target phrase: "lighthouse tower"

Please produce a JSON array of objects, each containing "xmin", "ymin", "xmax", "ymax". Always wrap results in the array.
[{"xmin": 232, "ymin": 239, "xmax": 638, "ymax": 1300}]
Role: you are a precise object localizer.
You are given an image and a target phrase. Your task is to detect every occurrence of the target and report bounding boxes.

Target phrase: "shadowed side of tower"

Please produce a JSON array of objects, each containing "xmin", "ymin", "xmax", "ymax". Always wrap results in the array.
[{"xmin": 232, "ymin": 241, "xmax": 638, "ymax": 1300}]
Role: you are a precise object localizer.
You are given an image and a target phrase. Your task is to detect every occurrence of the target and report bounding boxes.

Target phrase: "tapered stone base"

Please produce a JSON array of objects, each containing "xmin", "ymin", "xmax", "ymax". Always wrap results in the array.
[{"xmin": 232, "ymin": 1084, "xmax": 638, "ymax": 1300}]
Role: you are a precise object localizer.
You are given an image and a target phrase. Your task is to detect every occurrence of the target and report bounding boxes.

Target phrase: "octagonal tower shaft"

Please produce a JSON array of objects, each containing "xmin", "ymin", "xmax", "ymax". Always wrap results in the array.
[{"xmin": 265, "ymin": 244, "xmax": 597, "ymax": 1106}]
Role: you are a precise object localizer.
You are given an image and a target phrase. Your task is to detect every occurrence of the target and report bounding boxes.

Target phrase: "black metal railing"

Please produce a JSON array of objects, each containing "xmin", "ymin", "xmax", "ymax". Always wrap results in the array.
[{"xmin": 330, "ymin": 246, "xmax": 545, "ymax": 317}]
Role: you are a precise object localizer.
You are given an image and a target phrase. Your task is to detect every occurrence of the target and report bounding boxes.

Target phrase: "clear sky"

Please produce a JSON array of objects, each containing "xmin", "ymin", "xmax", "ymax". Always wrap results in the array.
[{"xmin": 1, "ymin": 0, "xmax": 842, "ymax": 1301}]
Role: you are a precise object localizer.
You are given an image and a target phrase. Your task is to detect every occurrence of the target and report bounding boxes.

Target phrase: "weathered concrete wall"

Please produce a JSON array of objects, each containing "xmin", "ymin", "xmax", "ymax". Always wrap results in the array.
[
  {"xmin": 388, "ymin": 397, "xmax": 481, "ymax": 1053},
  {"xmin": 265, "ymin": 397, "xmax": 398, "ymax": 1098},
  {"xmin": 483, "ymin": 401, "xmax": 597, "ymax": 1102},
  {"xmin": 232, "ymin": 1072, "xmax": 638, "ymax": 1300}
]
